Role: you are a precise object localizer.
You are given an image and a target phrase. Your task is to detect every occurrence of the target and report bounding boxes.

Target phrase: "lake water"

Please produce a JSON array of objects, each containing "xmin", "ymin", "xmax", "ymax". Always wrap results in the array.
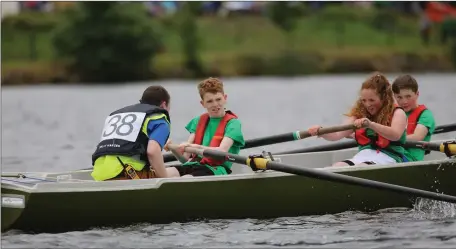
[{"xmin": 2, "ymin": 73, "xmax": 456, "ymax": 248}]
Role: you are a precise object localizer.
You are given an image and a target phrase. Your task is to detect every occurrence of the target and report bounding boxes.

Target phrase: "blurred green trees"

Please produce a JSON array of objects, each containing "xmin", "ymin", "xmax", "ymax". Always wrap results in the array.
[
  {"xmin": 52, "ymin": 2, "xmax": 162, "ymax": 83},
  {"xmin": 1, "ymin": 2, "xmax": 454, "ymax": 85}
]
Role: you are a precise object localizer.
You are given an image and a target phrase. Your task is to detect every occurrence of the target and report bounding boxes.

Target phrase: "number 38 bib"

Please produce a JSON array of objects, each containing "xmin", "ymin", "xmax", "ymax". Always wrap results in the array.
[
  {"xmin": 91, "ymin": 103, "xmax": 170, "ymax": 165},
  {"xmin": 100, "ymin": 112, "xmax": 146, "ymax": 142}
]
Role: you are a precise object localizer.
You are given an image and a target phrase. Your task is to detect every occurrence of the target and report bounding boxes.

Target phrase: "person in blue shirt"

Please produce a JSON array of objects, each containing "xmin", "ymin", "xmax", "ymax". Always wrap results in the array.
[{"xmin": 91, "ymin": 85, "xmax": 173, "ymax": 181}]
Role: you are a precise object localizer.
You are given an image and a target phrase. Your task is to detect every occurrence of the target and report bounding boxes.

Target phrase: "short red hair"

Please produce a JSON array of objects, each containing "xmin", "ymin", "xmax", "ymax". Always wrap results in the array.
[{"xmin": 197, "ymin": 77, "xmax": 224, "ymax": 99}]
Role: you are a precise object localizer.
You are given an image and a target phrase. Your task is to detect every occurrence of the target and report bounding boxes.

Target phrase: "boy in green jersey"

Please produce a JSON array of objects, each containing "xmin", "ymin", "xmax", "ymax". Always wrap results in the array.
[
  {"xmin": 392, "ymin": 75, "xmax": 436, "ymax": 161},
  {"xmin": 167, "ymin": 77, "xmax": 245, "ymax": 177}
]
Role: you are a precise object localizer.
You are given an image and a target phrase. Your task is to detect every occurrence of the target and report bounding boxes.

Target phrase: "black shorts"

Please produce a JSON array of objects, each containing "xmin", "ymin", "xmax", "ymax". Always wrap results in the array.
[
  {"xmin": 341, "ymin": 160, "xmax": 376, "ymax": 166},
  {"xmin": 174, "ymin": 165, "xmax": 215, "ymax": 177}
]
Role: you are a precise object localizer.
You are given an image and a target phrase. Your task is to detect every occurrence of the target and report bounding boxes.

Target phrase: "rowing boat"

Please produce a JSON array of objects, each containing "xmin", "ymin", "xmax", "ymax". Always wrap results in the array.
[{"xmin": 2, "ymin": 141, "xmax": 455, "ymax": 233}]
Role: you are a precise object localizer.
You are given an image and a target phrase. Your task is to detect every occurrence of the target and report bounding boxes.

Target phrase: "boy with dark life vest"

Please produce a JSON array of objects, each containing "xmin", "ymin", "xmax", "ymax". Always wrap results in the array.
[
  {"xmin": 307, "ymin": 72, "xmax": 411, "ymax": 166},
  {"xmin": 167, "ymin": 77, "xmax": 245, "ymax": 177},
  {"xmin": 392, "ymin": 75, "xmax": 436, "ymax": 161},
  {"xmin": 91, "ymin": 85, "xmax": 173, "ymax": 181}
]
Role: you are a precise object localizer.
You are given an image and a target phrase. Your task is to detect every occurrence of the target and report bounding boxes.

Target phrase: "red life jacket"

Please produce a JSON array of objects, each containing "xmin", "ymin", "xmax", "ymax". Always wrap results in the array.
[
  {"xmin": 406, "ymin": 105, "xmax": 427, "ymax": 135},
  {"xmin": 354, "ymin": 106, "xmax": 403, "ymax": 149},
  {"xmin": 191, "ymin": 110, "xmax": 238, "ymax": 166}
]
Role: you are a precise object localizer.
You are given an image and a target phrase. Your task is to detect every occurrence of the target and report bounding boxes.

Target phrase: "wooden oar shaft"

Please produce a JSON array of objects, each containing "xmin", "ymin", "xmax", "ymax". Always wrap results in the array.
[
  {"xmin": 276, "ymin": 122, "xmax": 456, "ymax": 156},
  {"xmin": 170, "ymin": 144, "xmax": 456, "ymax": 204},
  {"xmin": 246, "ymin": 123, "xmax": 360, "ymax": 148},
  {"xmin": 164, "ymin": 123, "xmax": 364, "ymax": 162}
]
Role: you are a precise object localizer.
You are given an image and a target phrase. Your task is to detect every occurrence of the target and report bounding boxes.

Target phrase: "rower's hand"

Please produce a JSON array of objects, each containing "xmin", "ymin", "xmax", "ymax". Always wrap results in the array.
[
  {"xmin": 354, "ymin": 118, "xmax": 370, "ymax": 128},
  {"xmin": 164, "ymin": 139, "xmax": 172, "ymax": 152},
  {"xmin": 308, "ymin": 125, "xmax": 322, "ymax": 136},
  {"xmin": 177, "ymin": 142, "xmax": 191, "ymax": 154}
]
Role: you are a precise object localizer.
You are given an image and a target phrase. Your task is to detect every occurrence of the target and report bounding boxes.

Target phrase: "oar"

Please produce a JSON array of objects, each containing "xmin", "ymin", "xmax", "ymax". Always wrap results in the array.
[
  {"xmin": 163, "ymin": 123, "xmax": 366, "ymax": 163},
  {"xmin": 404, "ymin": 140, "xmax": 456, "ymax": 156},
  {"xmin": 275, "ymin": 122, "xmax": 456, "ymax": 155},
  {"xmin": 167, "ymin": 144, "xmax": 456, "ymax": 204},
  {"xmin": 433, "ymin": 122, "xmax": 456, "ymax": 134},
  {"xmin": 79, "ymin": 124, "xmax": 365, "ymax": 171},
  {"xmin": 275, "ymin": 140, "xmax": 357, "ymax": 155}
]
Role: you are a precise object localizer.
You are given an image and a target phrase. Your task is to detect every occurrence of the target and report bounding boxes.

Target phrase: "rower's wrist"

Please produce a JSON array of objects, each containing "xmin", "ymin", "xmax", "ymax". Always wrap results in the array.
[
  {"xmin": 368, "ymin": 121, "xmax": 375, "ymax": 129},
  {"xmin": 317, "ymin": 126, "xmax": 323, "ymax": 137}
]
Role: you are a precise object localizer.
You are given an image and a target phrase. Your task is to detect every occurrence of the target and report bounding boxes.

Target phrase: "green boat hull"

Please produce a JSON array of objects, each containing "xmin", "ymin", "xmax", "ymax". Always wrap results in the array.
[{"xmin": 2, "ymin": 157, "xmax": 455, "ymax": 233}]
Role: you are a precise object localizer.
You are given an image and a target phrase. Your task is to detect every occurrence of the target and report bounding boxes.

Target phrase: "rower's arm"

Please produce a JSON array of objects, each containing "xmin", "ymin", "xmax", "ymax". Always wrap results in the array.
[
  {"xmin": 147, "ymin": 140, "xmax": 168, "ymax": 178},
  {"xmin": 191, "ymin": 137, "xmax": 234, "ymax": 152},
  {"xmin": 319, "ymin": 116, "xmax": 356, "ymax": 141},
  {"xmin": 169, "ymin": 147, "xmax": 188, "ymax": 163},
  {"xmin": 369, "ymin": 108, "xmax": 407, "ymax": 141},
  {"xmin": 181, "ymin": 133, "xmax": 196, "ymax": 159},
  {"xmin": 406, "ymin": 124, "xmax": 429, "ymax": 141}
]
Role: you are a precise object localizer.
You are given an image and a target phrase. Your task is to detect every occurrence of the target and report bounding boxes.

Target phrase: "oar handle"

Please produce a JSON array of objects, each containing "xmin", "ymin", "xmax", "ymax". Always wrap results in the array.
[
  {"xmin": 167, "ymin": 144, "xmax": 206, "ymax": 158},
  {"xmin": 296, "ymin": 121, "xmax": 368, "ymax": 140}
]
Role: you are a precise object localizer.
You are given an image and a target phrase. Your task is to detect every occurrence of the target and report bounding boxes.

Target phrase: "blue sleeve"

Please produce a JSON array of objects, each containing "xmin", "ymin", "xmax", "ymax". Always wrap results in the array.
[{"xmin": 146, "ymin": 119, "xmax": 170, "ymax": 150}]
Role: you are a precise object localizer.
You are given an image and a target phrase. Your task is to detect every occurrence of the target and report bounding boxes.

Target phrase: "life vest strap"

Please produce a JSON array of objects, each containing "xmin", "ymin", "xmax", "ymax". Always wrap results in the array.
[
  {"xmin": 116, "ymin": 156, "xmax": 141, "ymax": 180},
  {"xmin": 191, "ymin": 110, "xmax": 238, "ymax": 167},
  {"xmin": 407, "ymin": 105, "xmax": 427, "ymax": 135}
]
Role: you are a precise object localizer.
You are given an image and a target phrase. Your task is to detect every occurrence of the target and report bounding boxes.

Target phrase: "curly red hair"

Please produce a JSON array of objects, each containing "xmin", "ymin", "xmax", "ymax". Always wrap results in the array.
[
  {"xmin": 197, "ymin": 77, "xmax": 224, "ymax": 99},
  {"xmin": 346, "ymin": 72, "xmax": 396, "ymax": 126}
]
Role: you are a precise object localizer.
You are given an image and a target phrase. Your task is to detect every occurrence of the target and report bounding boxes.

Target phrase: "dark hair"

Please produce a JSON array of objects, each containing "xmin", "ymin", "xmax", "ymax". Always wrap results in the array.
[
  {"xmin": 140, "ymin": 85, "xmax": 170, "ymax": 106},
  {"xmin": 392, "ymin": 75, "xmax": 418, "ymax": 94}
]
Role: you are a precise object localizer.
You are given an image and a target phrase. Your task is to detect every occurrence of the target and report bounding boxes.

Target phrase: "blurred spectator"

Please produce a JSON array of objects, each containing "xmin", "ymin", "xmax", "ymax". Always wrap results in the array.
[
  {"xmin": 202, "ymin": 1, "xmax": 222, "ymax": 15},
  {"xmin": 425, "ymin": 2, "xmax": 456, "ymax": 23},
  {"xmin": 161, "ymin": 1, "xmax": 178, "ymax": 15},
  {"xmin": 20, "ymin": 1, "xmax": 52, "ymax": 12},
  {"xmin": 417, "ymin": 2, "xmax": 456, "ymax": 45},
  {"xmin": 346, "ymin": 1, "xmax": 373, "ymax": 10},
  {"xmin": 219, "ymin": 1, "xmax": 257, "ymax": 17},
  {"xmin": 419, "ymin": 6, "xmax": 432, "ymax": 45},
  {"xmin": 53, "ymin": 1, "xmax": 76, "ymax": 12},
  {"xmin": 144, "ymin": 1, "xmax": 177, "ymax": 17},
  {"xmin": 308, "ymin": 1, "xmax": 325, "ymax": 10}
]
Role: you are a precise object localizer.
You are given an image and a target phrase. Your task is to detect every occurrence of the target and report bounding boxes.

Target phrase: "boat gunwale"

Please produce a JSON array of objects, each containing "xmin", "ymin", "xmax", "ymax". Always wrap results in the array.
[{"xmin": 2, "ymin": 157, "xmax": 455, "ymax": 194}]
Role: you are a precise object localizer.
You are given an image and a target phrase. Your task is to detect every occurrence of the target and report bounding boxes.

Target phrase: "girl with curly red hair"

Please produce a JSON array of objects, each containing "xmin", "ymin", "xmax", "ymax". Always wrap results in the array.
[{"xmin": 308, "ymin": 72, "xmax": 410, "ymax": 166}]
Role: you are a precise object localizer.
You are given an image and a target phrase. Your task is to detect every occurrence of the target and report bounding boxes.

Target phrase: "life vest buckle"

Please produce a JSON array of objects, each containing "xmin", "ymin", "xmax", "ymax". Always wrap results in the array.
[
  {"xmin": 117, "ymin": 156, "xmax": 141, "ymax": 180},
  {"xmin": 125, "ymin": 164, "xmax": 141, "ymax": 179}
]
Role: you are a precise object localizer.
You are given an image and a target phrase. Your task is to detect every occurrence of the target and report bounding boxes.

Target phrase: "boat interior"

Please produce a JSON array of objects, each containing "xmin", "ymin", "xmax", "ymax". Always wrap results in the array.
[{"xmin": 1, "ymin": 140, "xmax": 452, "ymax": 187}]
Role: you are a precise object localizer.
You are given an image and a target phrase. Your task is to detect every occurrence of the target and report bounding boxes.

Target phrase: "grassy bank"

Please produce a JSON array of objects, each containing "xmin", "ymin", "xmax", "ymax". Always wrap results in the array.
[{"xmin": 2, "ymin": 8, "xmax": 455, "ymax": 85}]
